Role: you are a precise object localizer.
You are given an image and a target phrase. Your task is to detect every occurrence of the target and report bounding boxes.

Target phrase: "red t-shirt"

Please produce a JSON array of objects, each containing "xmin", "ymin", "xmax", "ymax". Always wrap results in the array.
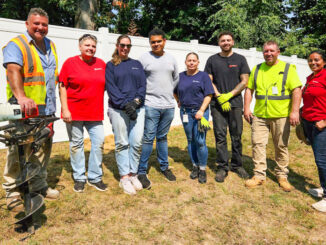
[
  {"xmin": 302, "ymin": 69, "xmax": 326, "ymax": 121},
  {"xmin": 59, "ymin": 56, "xmax": 106, "ymax": 121}
]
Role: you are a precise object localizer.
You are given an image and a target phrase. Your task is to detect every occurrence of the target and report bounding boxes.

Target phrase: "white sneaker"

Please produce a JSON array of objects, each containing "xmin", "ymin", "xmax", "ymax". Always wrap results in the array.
[
  {"xmin": 308, "ymin": 187, "xmax": 324, "ymax": 198},
  {"xmin": 119, "ymin": 178, "xmax": 136, "ymax": 195},
  {"xmin": 129, "ymin": 175, "xmax": 143, "ymax": 191},
  {"xmin": 312, "ymin": 199, "xmax": 326, "ymax": 212},
  {"xmin": 42, "ymin": 187, "xmax": 60, "ymax": 200}
]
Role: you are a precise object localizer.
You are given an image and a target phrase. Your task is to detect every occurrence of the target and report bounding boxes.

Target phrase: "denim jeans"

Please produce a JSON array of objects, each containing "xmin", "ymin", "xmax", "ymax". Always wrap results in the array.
[
  {"xmin": 210, "ymin": 101, "xmax": 243, "ymax": 171},
  {"xmin": 302, "ymin": 119, "xmax": 326, "ymax": 198},
  {"xmin": 66, "ymin": 121, "xmax": 104, "ymax": 183},
  {"xmin": 108, "ymin": 106, "xmax": 145, "ymax": 177},
  {"xmin": 138, "ymin": 106, "xmax": 175, "ymax": 174},
  {"xmin": 180, "ymin": 107, "xmax": 209, "ymax": 167}
]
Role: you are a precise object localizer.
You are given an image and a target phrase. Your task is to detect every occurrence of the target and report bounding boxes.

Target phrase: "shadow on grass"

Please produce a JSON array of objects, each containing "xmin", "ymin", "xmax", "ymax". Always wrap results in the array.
[
  {"xmin": 169, "ymin": 143, "xmax": 315, "ymax": 195},
  {"xmin": 102, "ymin": 148, "xmax": 120, "ymax": 181}
]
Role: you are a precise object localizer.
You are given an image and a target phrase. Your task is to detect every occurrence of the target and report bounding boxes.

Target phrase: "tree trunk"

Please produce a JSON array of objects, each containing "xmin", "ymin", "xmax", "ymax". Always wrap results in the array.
[{"xmin": 75, "ymin": 0, "xmax": 98, "ymax": 30}]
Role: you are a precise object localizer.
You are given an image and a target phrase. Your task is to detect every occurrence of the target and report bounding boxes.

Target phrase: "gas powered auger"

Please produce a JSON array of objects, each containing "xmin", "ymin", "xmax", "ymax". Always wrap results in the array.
[{"xmin": 0, "ymin": 103, "xmax": 59, "ymax": 234}]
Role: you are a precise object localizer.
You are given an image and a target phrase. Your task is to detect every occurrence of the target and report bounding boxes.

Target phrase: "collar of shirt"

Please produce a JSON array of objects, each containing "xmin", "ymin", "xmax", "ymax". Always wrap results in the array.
[{"xmin": 24, "ymin": 31, "xmax": 51, "ymax": 52}]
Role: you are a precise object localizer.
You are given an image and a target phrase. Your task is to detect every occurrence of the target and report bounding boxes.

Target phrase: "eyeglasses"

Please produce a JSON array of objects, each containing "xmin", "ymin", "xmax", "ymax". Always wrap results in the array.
[
  {"xmin": 119, "ymin": 43, "xmax": 132, "ymax": 48},
  {"xmin": 79, "ymin": 34, "xmax": 97, "ymax": 43}
]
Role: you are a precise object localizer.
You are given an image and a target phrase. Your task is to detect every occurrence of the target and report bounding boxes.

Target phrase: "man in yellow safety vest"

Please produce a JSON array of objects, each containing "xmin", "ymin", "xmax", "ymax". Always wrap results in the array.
[
  {"xmin": 2, "ymin": 8, "xmax": 59, "ymax": 212},
  {"xmin": 243, "ymin": 40, "xmax": 302, "ymax": 192}
]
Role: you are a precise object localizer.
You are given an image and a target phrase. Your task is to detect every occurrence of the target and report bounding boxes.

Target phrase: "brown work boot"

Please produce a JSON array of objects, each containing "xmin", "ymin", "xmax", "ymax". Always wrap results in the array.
[
  {"xmin": 6, "ymin": 195, "xmax": 24, "ymax": 213},
  {"xmin": 245, "ymin": 176, "xmax": 265, "ymax": 188},
  {"xmin": 277, "ymin": 177, "xmax": 293, "ymax": 192}
]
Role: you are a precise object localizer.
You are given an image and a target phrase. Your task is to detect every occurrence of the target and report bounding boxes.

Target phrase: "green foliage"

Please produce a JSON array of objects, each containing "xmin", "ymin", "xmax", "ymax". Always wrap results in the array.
[
  {"xmin": 0, "ymin": 0, "xmax": 325, "ymax": 57},
  {"xmin": 137, "ymin": 0, "xmax": 217, "ymax": 43},
  {"xmin": 207, "ymin": 0, "xmax": 288, "ymax": 49}
]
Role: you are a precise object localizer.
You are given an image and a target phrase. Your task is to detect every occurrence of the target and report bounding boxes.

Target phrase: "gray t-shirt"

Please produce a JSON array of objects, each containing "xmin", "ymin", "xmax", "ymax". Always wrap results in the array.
[{"xmin": 139, "ymin": 51, "xmax": 179, "ymax": 108}]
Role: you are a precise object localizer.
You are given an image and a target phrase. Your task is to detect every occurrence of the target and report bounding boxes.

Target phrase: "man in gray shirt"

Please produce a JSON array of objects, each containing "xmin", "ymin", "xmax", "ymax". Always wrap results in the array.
[{"xmin": 137, "ymin": 28, "xmax": 179, "ymax": 189}]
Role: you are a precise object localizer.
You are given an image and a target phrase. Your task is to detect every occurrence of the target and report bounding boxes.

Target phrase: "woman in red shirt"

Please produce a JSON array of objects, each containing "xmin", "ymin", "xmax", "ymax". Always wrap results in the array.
[
  {"xmin": 59, "ymin": 34, "xmax": 107, "ymax": 193},
  {"xmin": 301, "ymin": 50, "xmax": 326, "ymax": 212}
]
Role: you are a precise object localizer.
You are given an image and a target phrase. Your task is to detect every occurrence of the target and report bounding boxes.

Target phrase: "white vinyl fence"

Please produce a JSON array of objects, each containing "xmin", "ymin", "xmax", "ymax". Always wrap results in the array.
[{"xmin": 0, "ymin": 17, "xmax": 311, "ymax": 148}]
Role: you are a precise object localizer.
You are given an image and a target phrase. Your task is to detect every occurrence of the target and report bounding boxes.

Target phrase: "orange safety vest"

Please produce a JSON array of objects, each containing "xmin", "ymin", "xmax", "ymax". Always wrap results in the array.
[{"xmin": 5, "ymin": 34, "xmax": 59, "ymax": 105}]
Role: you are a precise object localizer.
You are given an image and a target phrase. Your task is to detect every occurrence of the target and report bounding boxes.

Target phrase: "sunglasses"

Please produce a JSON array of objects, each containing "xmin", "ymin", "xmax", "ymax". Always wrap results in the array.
[
  {"xmin": 79, "ymin": 34, "xmax": 97, "ymax": 42},
  {"xmin": 119, "ymin": 43, "xmax": 132, "ymax": 48}
]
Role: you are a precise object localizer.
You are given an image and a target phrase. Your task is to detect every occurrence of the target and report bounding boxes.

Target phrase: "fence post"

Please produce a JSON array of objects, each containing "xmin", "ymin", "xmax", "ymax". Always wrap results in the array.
[
  {"xmin": 249, "ymin": 47, "xmax": 257, "ymax": 68},
  {"xmin": 190, "ymin": 39, "xmax": 199, "ymax": 53},
  {"xmin": 98, "ymin": 27, "xmax": 110, "ymax": 61},
  {"xmin": 291, "ymin": 54, "xmax": 298, "ymax": 67}
]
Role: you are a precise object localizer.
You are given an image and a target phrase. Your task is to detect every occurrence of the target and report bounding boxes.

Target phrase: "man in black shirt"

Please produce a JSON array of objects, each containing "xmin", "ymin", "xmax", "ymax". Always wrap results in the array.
[{"xmin": 204, "ymin": 31, "xmax": 250, "ymax": 182}]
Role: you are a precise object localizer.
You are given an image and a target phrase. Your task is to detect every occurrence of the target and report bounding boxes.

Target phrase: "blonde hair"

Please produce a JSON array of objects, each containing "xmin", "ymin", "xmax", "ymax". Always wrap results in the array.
[{"xmin": 111, "ymin": 35, "xmax": 131, "ymax": 66}]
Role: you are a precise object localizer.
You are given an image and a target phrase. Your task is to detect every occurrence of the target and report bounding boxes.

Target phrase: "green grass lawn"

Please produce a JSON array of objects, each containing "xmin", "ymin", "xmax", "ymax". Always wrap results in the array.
[{"xmin": 0, "ymin": 121, "xmax": 325, "ymax": 244}]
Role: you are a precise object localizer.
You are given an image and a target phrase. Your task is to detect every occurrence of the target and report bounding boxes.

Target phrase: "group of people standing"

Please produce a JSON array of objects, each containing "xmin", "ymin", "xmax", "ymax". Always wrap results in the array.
[{"xmin": 3, "ymin": 8, "xmax": 326, "ymax": 214}]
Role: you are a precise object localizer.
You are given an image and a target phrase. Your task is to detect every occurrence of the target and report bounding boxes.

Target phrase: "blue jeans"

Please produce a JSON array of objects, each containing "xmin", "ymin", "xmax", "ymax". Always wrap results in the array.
[
  {"xmin": 66, "ymin": 121, "xmax": 104, "ymax": 183},
  {"xmin": 302, "ymin": 119, "xmax": 326, "ymax": 198},
  {"xmin": 108, "ymin": 107, "xmax": 145, "ymax": 177},
  {"xmin": 181, "ymin": 107, "xmax": 209, "ymax": 167},
  {"xmin": 138, "ymin": 106, "xmax": 175, "ymax": 174}
]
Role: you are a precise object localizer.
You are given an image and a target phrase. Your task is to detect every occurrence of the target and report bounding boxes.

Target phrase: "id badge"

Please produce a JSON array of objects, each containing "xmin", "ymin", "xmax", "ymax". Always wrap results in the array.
[
  {"xmin": 272, "ymin": 86, "xmax": 278, "ymax": 95},
  {"xmin": 183, "ymin": 114, "xmax": 189, "ymax": 123}
]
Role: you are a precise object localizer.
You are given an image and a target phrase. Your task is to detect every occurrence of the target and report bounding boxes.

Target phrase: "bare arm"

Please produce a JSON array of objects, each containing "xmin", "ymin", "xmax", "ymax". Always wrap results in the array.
[
  {"xmin": 59, "ymin": 83, "xmax": 72, "ymax": 123},
  {"xmin": 208, "ymin": 74, "xmax": 220, "ymax": 97},
  {"xmin": 7, "ymin": 63, "xmax": 37, "ymax": 115},
  {"xmin": 195, "ymin": 95, "xmax": 212, "ymax": 120},
  {"xmin": 289, "ymin": 87, "xmax": 301, "ymax": 126},
  {"xmin": 173, "ymin": 93, "xmax": 180, "ymax": 108},
  {"xmin": 230, "ymin": 74, "xmax": 249, "ymax": 96},
  {"xmin": 243, "ymin": 88, "xmax": 254, "ymax": 123}
]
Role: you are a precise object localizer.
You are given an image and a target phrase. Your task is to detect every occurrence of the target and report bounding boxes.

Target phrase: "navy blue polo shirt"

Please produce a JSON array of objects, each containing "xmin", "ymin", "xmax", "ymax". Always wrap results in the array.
[
  {"xmin": 105, "ymin": 58, "xmax": 146, "ymax": 109},
  {"xmin": 174, "ymin": 71, "xmax": 214, "ymax": 109}
]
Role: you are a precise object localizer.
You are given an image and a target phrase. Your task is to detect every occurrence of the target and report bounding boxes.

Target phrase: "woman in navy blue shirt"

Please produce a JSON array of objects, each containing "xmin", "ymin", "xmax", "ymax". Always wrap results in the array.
[
  {"xmin": 105, "ymin": 35, "xmax": 146, "ymax": 195},
  {"xmin": 174, "ymin": 52, "xmax": 214, "ymax": 183}
]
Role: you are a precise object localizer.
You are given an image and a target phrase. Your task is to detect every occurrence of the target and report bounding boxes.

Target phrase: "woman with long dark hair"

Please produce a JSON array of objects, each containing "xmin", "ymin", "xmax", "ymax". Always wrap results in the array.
[
  {"xmin": 106, "ymin": 35, "xmax": 146, "ymax": 195},
  {"xmin": 301, "ymin": 50, "xmax": 326, "ymax": 212}
]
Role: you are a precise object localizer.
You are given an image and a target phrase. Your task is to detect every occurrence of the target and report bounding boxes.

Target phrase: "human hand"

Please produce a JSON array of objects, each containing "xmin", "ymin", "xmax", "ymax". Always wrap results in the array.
[
  {"xmin": 218, "ymin": 92, "xmax": 233, "ymax": 105},
  {"xmin": 62, "ymin": 109, "xmax": 72, "ymax": 123},
  {"xmin": 195, "ymin": 110, "xmax": 204, "ymax": 120},
  {"xmin": 289, "ymin": 111, "xmax": 300, "ymax": 126},
  {"xmin": 315, "ymin": 120, "xmax": 326, "ymax": 131},
  {"xmin": 17, "ymin": 96, "xmax": 37, "ymax": 116},
  {"xmin": 244, "ymin": 108, "xmax": 253, "ymax": 124},
  {"xmin": 221, "ymin": 102, "xmax": 231, "ymax": 112}
]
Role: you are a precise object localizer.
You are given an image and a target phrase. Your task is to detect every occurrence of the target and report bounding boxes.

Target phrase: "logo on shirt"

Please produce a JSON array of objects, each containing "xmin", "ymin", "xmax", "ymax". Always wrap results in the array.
[
  {"xmin": 193, "ymin": 80, "xmax": 200, "ymax": 83},
  {"xmin": 132, "ymin": 67, "xmax": 139, "ymax": 70},
  {"xmin": 312, "ymin": 80, "xmax": 319, "ymax": 83},
  {"xmin": 94, "ymin": 68, "xmax": 103, "ymax": 71},
  {"xmin": 228, "ymin": 65, "xmax": 238, "ymax": 68}
]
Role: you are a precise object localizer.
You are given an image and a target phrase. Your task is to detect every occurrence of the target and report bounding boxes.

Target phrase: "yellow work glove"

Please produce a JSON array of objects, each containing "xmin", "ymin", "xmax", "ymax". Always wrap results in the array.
[
  {"xmin": 221, "ymin": 101, "xmax": 231, "ymax": 112},
  {"xmin": 218, "ymin": 92, "xmax": 233, "ymax": 105},
  {"xmin": 198, "ymin": 117, "xmax": 211, "ymax": 133}
]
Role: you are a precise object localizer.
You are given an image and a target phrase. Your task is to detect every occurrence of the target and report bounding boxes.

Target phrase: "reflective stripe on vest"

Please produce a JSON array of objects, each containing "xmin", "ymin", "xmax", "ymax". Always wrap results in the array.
[
  {"xmin": 254, "ymin": 63, "xmax": 290, "ymax": 100},
  {"xmin": 5, "ymin": 34, "xmax": 58, "ymax": 104}
]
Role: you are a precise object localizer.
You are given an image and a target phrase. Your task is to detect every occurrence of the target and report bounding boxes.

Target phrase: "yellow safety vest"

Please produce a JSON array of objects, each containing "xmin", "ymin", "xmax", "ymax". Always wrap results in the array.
[
  {"xmin": 254, "ymin": 62, "xmax": 290, "ymax": 100},
  {"xmin": 5, "ymin": 34, "xmax": 59, "ymax": 105}
]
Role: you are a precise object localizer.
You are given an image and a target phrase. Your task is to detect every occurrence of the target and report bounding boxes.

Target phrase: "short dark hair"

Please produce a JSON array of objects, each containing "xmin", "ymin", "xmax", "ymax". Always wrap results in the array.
[
  {"xmin": 218, "ymin": 31, "xmax": 234, "ymax": 40},
  {"xmin": 148, "ymin": 28, "xmax": 166, "ymax": 39},
  {"xmin": 27, "ymin": 8, "xmax": 49, "ymax": 20},
  {"xmin": 308, "ymin": 50, "xmax": 326, "ymax": 61},
  {"xmin": 263, "ymin": 40, "xmax": 279, "ymax": 51}
]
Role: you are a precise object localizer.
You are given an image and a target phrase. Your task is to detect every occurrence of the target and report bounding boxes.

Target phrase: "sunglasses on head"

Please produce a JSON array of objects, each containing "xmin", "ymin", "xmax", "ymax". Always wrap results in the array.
[
  {"xmin": 119, "ymin": 43, "xmax": 132, "ymax": 48},
  {"xmin": 79, "ymin": 34, "xmax": 97, "ymax": 42}
]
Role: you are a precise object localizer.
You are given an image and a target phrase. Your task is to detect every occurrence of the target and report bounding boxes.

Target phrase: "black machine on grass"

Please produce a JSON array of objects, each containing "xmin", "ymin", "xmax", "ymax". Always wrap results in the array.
[{"xmin": 0, "ymin": 103, "xmax": 59, "ymax": 234}]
